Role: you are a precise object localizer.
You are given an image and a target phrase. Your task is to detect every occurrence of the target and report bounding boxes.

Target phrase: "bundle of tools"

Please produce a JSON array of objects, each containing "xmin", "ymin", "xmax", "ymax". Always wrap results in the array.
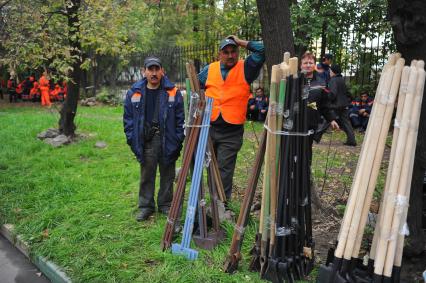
[
  {"xmin": 223, "ymin": 54, "xmax": 314, "ymax": 282},
  {"xmin": 317, "ymin": 55, "xmax": 425, "ymax": 283},
  {"xmin": 161, "ymin": 63, "xmax": 225, "ymax": 259}
]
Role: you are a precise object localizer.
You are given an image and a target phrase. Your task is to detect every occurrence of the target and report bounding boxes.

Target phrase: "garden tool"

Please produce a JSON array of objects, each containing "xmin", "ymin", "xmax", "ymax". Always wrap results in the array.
[
  {"xmin": 316, "ymin": 54, "xmax": 402, "ymax": 283},
  {"xmin": 193, "ymin": 143, "xmax": 225, "ymax": 250},
  {"xmin": 223, "ymin": 129, "xmax": 266, "ymax": 273},
  {"xmin": 172, "ymin": 97, "xmax": 213, "ymax": 260},
  {"xmin": 161, "ymin": 63, "xmax": 205, "ymax": 251}
]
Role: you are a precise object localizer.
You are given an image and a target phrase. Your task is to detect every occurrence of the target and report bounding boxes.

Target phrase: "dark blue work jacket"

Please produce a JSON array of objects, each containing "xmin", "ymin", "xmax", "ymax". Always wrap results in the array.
[{"xmin": 123, "ymin": 76, "xmax": 185, "ymax": 164}]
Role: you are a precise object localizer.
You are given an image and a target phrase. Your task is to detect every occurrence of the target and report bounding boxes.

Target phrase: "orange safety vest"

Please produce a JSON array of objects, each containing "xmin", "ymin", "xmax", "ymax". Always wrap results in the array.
[
  {"xmin": 205, "ymin": 60, "xmax": 250, "ymax": 125},
  {"xmin": 39, "ymin": 76, "xmax": 49, "ymax": 92}
]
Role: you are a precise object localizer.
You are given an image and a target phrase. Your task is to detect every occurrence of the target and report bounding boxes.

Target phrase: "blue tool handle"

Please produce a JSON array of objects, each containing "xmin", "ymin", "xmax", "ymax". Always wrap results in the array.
[{"xmin": 180, "ymin": 97, "xmax": 213, "ymax": 248}]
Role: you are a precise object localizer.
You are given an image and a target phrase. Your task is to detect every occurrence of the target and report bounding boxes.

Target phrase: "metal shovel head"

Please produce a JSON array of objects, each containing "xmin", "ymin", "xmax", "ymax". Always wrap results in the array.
[
  {"xmin": 349, "ymin": 258, "xmax": 373, "ymax": 283},
  {"xmin": 223, "ymin": 252, "xmax": 240, "ymax": 274},
  {"xmin": 262, "ymin": 257, "xmax": 281, "ymax": 283},
  {"xmin": 193, "ymin": 229, "xmax": 225, "ymax": 250},
  {"xmin": 277, "ymin": 260, "xmax": 293, "ymax": 283},
  {"xmin": 391, "ymin": 265, "xmax": 400, "ymax": 283},
  {"xmin": 171, "ymin": 243, "xmax": 199, "ymax": 260},
  {"xmin": 248, "ymin": 233, "xmax": 262, "ymax": 272},
  {"xmin": 372, "ymin": 274, "xmax": 383, "ymax": 283},
  {"xmin": 317, "ymin": 257, "xmax": 346, "ymax": 283}
]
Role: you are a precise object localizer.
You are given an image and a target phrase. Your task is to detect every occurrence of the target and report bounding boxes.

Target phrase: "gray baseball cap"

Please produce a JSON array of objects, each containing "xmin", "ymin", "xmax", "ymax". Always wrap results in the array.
[
  {"xmin": 219, "ymin": 38, "xmax": 238, "ymax": 50},
  {"xmin": 144, "ymin": 56, "xmax": 162, "ymax": 68}
]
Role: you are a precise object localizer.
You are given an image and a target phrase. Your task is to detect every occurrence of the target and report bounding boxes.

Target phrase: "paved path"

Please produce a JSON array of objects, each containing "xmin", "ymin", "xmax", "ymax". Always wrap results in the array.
[{"xmin": 0, "ymin": 235, "xmax": 50, "ymax": 283}]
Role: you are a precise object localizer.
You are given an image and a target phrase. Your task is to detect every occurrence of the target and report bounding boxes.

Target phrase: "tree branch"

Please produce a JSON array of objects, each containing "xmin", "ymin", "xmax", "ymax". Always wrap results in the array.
[{"xmin": 0, "ymin": 0, "xmax": 12, "ymax": 11}]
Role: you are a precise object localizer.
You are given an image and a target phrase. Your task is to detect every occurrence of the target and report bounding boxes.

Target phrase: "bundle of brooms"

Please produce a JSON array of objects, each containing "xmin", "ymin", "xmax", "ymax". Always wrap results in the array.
[{"xmin": 317, "ymin": 55, "xmax": 425, "ymax": 283}]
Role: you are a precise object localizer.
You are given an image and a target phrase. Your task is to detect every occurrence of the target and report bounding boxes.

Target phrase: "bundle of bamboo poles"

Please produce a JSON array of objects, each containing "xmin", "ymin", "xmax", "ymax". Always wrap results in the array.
[{"xmin": 317, "ymin": 55, "xmax": 426, "ymax": 283}]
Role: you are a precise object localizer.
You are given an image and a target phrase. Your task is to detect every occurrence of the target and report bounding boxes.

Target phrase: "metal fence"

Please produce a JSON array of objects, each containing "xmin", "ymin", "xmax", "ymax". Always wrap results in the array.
[{"xmin": 118, "ymin": 11, "xmax": 395, "ymax": 96}]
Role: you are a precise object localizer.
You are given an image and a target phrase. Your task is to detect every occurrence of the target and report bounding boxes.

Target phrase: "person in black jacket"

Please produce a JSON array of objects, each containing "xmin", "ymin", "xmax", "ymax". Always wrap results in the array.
[
  {"xmin": 300, "ymin": 52, "xmax": 339, "ymax": 162},
  {"xmin": 327, "ymin": 64, "xmax": 357, "ymax": 146}
]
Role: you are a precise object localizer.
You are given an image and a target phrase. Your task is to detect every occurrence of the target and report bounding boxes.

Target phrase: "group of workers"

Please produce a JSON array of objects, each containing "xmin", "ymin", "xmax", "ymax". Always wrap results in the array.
[
  {"xmin": 123, "ymin": 36, "xmax": 372, "ymax": 222},
  {"xmin": 0, "ymin": 72, "xmax": 67, "ymax": 106}
]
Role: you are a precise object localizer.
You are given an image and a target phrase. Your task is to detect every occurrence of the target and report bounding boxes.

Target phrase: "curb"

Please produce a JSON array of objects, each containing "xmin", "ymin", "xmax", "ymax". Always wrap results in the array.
[{"xmin": 1, "ymin": 224, "xmax": 72, "ymax": 283}]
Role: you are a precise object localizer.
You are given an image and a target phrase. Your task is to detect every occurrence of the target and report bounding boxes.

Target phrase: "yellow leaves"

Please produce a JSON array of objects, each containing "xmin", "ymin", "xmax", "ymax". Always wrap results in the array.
[{"xmin": 42, "ymin": 229, "xmax": 49, "ymax": 239}]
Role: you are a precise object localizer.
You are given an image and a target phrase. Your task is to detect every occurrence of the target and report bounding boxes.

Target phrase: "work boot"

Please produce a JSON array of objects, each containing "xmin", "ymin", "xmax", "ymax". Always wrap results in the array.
[
  {"xmin": 344, "ymin": 141, "xmax": 357, "ymax": 146},
  {"xmin": 158, "ymin": 207, "xmax": 170, "ymax": 215},
  {"xmin": 136, "ymin": 209, "xmax": 154, "ymax": 222}
]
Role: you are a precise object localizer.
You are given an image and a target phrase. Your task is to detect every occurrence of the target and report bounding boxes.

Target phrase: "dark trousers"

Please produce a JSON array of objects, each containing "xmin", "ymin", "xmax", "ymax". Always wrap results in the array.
[
  {"xmin": 210, "ymin": 122, "xmax": 244, "ymax": 200},
  {"xmin": 8, "ymin": 91, "xmax": 17, "ymax": 103},
  {"xmin": 138, "ymin": 134, "xmax": 175, "ymax": 212},
  {"xmin": 350, "ymin": 113, "xmax": 369, "ymax": 130},
  {"xmin": 336, "ymin": 108, "xmax": 356, "ymax": 144}
]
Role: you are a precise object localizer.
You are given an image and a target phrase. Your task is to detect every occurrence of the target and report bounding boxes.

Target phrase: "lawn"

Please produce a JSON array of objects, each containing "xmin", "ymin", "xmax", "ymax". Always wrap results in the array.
[{"xmin": 0, "ymin": 103, "xmax": 369, "ymax": 282}]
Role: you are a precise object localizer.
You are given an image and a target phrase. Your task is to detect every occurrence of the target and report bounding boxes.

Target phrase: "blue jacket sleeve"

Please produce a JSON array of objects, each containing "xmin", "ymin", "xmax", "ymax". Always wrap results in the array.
[
  {"xmin": 198, "ymin": 65, "xmax": 209, "ymax": 89},
  {"xmin": 123, "ymin": 90, "xmax": 134, "ymax": 145},
  {"xmin": 174, "ymin": 90, "xmax": 185, "ymax": 143},
  {"xmin": 244, "ymin": 41, "xmax": 266, "ymax": 84}
]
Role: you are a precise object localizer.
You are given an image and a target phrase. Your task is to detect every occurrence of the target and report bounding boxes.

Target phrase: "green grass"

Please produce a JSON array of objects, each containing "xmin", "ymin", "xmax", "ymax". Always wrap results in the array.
[
  {"xmin": 0, "ymin": 104, "xmax": 382, "ymax": 282},
  {"xmin": 0, "ymin": 105, "xmax": 268, "ymax": 283}
]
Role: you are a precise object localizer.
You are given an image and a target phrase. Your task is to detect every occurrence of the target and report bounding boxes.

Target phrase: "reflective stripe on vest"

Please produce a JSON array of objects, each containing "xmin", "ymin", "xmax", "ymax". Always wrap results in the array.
[{"xmin": 205, "ymin": 60, "xmax": 250, "ymax": 124}]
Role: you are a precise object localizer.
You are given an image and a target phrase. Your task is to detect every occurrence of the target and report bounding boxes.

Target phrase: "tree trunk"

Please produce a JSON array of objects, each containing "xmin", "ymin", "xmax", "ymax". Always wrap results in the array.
[
  {"xmin": 59, "ymin": 0, "xmax": 81, "ymax": 137},
  {"xmin": 256, "ymin": 0, "xmax": 295, "ymax": 74},
  {"xmin": 388, "ymin": 0, "xmax": 426, "ymax": 255}
]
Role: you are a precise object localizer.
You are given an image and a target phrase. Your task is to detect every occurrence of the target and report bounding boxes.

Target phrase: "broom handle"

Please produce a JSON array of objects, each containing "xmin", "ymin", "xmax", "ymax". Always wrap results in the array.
[
  {"xmin": 334, "ymin": 64, "xmax": 395, "ymax": 258},
  {"xmin": 350, "ymin": 59, "xmax": 405, "ymax": 259},
  {"xmin": 373, "ymin": 65, "xmax": 419, "ymax": 276},
  {"xmin": 383, "ymin": 64, "xmax": 425, "ymax": 276},
  {"xmin": 368, "ymin": 65, "xmax": 410, "ymax": 260},
  {"xmin": 335, "ymin": 56, "xmax": 392, "ymax": 255}
]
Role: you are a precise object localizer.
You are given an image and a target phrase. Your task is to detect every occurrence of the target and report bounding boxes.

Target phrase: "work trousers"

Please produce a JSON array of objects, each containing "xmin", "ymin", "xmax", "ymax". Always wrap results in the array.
[
  {"xmin": 350, "ymin": 113, "xmax": 369, "ymax": 130},
  {"xmin": 41, "ymin": 89, "xmax": 51, "ymax": 106},
  {"xmin": 138, "ymin": 133, "xmax": 175, "ymax": 212},
  {"xmin": 336, "ymin": 108, "xmax": 356, "ymax": 144},
  {"xmin": 209, "ymin": 122, "xmax": 244, "ymax": 201}
]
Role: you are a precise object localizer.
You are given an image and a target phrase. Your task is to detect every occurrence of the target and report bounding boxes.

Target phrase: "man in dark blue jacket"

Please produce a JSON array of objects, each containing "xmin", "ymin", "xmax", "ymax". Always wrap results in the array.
[
  {"xmin": 349, "ymin": 91, "xmax": 373, "ymax": 132},
  {"xmin": 123, "ymin": 56, "xmax": 185, "ymax": 221}
]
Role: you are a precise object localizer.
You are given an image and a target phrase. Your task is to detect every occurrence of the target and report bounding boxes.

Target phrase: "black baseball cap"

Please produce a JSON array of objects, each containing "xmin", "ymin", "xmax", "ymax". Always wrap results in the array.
[
  {"xmin": 322, "ymin": 53, "xmax": 333, "ymax": 60},
  {"xmin": 219, "ymin": 38, "xmax": 238, "ymax": 50},
  {"xmin": 144, "ymin": 56, "xmax": 162, "ymax": 68}
]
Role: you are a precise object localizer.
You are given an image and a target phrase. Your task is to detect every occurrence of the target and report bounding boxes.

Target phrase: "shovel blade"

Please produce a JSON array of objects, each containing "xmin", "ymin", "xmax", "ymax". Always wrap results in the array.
[{"xmin": 262, "ymin": 258, "xmax": 281, "ymax": 283}]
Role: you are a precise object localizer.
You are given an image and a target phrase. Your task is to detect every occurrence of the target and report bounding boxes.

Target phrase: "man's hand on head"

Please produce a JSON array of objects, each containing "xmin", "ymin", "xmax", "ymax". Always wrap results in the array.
[{"xmin": 227, "ymin": 35, "xmax": 248, "ymax": 48}]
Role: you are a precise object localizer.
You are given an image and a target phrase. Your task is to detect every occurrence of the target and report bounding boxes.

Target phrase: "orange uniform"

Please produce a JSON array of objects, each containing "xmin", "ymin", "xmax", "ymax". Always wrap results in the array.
[
  {"xmin": 205, "ymin": 60, "xmax": 251, "ymax": 124},
  {"xmin": 30, "ymin": 81, "xmax": 40, "ymax": 99},
  {"xmin": 39, "ymin": 75, "xmax": 51, "ymax": 106}
]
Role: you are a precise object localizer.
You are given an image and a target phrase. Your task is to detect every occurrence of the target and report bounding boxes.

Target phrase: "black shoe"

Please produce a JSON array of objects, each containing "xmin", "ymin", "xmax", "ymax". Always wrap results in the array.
[
  {"xmin": 136, "ymin": 209, "xmax": 154, "ymax": 222},
  {"xmin": 158, "ymin": 207, "xmax": 170, "ymax": 215},
  {"xmin": 344, "ymin": 141, "xmax": 357, "ymax": 146}
]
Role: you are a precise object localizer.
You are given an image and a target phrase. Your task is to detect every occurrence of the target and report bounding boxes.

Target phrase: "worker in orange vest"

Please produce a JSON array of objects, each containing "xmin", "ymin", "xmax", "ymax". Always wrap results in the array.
[
  {"xmin": 30, "ymin": 80, "xmax": 40, "ymax": 102},
  {"xmin": 39, "ymin": 72, "xmax": 51, "ymax": 107},
  {"xmin": 198, "ymin": 35, "xmax": 265, "ymax": 201}
]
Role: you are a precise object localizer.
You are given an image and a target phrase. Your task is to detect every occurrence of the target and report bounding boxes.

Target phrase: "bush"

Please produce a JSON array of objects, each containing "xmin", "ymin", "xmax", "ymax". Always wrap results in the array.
[{"xmin": 96, "ymin": 87, "xmax": 124, "ymax": 106}]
